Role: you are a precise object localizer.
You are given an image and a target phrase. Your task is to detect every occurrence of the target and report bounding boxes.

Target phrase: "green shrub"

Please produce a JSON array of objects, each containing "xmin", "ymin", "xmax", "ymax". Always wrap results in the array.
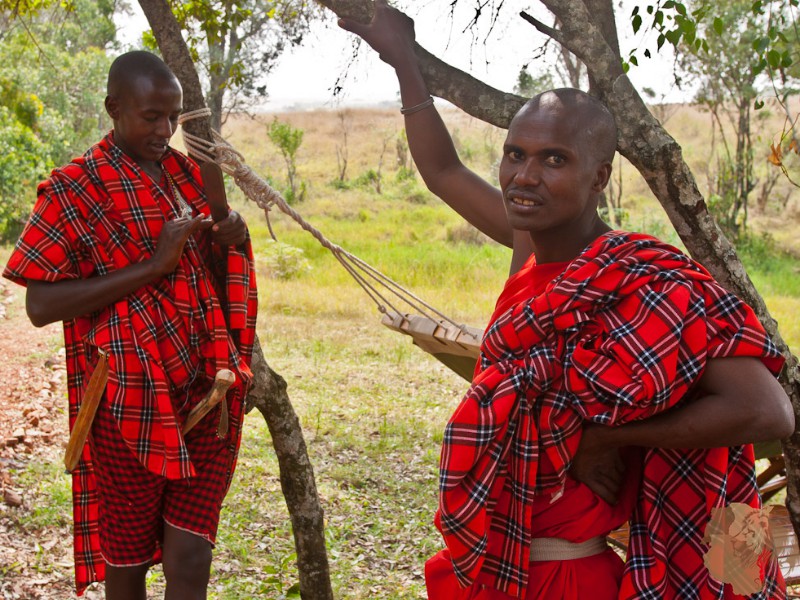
[
  {"xmin": 259, "ymin": 241, "xmax": 311, "ymax": 280},
  {"xmin": 395, "ymin": 166, "xmax": 416, "ymax": 182},
  {"xmin": 0, "ymin": 107, "xmax": 52, "ymax": 240},
  {"xmin": 354, "ymin": 169, "xmax": 379, "ymax": 189},
  {"xmin": 267, "ymin": 118, "xmax": 306, "ymax": 204},
  {"xmin": 737, "ymin": 231, "xmax": 778, "ymax": 271},
  {"xmin": 329, "ymin": 178, "xmax": 351, "ymax": 190}
]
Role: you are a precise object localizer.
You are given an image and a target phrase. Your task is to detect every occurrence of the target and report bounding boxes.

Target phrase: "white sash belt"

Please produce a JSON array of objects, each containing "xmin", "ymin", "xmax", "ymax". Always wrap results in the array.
[{"xmin": 529, "ymin": 536, "xmax": 609, "ymax": 561}]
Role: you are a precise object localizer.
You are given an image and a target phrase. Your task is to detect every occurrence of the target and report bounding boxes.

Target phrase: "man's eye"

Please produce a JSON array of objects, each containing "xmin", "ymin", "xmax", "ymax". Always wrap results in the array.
[
  {"xmin": 546, "ymin": 155, "xmax": 565, "ymax": 165},
  {"xmin": 508, "ymin": 150, "xmax": 524, "ymax": 161}
]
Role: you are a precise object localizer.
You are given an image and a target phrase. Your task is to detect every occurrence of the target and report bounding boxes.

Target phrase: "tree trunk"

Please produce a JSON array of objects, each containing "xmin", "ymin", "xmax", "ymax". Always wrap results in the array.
[
  {"xmin": 246, "ymin": 338, "xmax": 333, "ymax": 598},
  {"xmin": 581, "ymin": 0, "xmax": 619, "ymax": 93},
  {"xmin": 208, "ymin": 40, "xmax": 226, "ymax": 132},
  {"xmin": 136, "ymin": 2, "xmax": 334, "ymax": 598},
  {"xmin": 320, "ymin": 0, "xmax": 800, "ymax": 537}
]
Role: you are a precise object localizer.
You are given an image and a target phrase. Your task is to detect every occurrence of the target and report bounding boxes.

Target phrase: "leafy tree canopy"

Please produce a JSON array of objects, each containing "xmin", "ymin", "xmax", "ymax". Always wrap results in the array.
[
  {"xmin": 144, "ymin": 0, "xmax": 322, "ymax": 130},
  {"xmin": 627, "ymin": 0, "xmax": 799, "ymax": 96},
  {"xmin": 0, "ymin": 0, "xmax": 114, "ymax": 238}
]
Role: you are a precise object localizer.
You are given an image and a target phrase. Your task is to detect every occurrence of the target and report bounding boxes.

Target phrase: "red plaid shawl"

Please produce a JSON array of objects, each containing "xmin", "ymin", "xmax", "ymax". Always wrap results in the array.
[
  {"xmin": 3, "ymin": 133, "xmax": 258, "ymax": 595},
  {"xmin": 439, "ymin": 231, "xmax": 784, "ymax": 598}
]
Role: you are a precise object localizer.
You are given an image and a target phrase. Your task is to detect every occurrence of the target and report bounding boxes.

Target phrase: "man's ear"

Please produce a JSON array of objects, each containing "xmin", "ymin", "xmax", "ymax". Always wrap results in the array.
[
  {"xmin": 593, "ymin": 161, "xmax": 613, "ymax": 192},
  {"xmin": 105, "ymin": 95, "xmax": 119, "ymax": 121}
]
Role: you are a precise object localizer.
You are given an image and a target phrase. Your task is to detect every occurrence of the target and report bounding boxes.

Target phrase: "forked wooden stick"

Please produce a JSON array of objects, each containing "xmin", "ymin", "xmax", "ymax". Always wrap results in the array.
[{"xmin": 182, "ymin": 369, "xmax": 236, "ymax": 435}]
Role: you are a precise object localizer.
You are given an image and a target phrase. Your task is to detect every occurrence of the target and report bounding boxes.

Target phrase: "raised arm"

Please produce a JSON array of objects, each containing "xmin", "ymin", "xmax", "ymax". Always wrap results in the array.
[
  {"xmin": 571, "ymin": 356, "xmax": 794, "ymax": 504},
  {"xmin": 338, "ymin": 0, "xmax": 513, "ymax": 247},
  {"xmin": 26, "ymin": 215, "xmax": 212, "ymax": 326}
]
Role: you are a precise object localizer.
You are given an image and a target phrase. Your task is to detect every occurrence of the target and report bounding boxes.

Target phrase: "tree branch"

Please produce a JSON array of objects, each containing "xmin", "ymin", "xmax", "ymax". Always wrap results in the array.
[
  {"xmin": 316, "ymin": 0, "xmax": 526, "ymax": 127},
  {"xmin": 519, "ymin": 10, "xmax": 563, "ymax": 46}
]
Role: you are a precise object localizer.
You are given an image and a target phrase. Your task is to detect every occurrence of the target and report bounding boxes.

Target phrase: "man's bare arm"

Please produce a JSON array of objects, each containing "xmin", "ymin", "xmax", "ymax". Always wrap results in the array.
[
  {"xmin": 338, "ymin": 0, "xmax": 512, "ymax": 248},
  {"xmin": 571, "ymin": 356, "xmax": 794, "ymax": 504},
  {"xmin": 26, "ymin": 215, "xmax": 212, "ymax": 326},
  {"xmin": 598, "ymin": 356, "xmax": 793, "ymax": 448}
]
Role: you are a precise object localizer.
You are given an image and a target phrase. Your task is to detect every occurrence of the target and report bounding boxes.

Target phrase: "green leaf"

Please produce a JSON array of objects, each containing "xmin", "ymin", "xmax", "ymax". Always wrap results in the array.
[
  {"xmin": 654, "ymin": 10, "xmax": 664, "ymax": 26},
  {"xmin": 630, "ymin": 55, "xmax": 639, "ymax": 66},
  {"xmin": 622, "ymin": 61, "xmax": 631, "ymax": 73},
  {"xmin": 644, "ymin": 48, "xmax": 652, "ymax": 58},
  {"xmin": 674, "ymin": 2, "xmax": 687, "ymax": 16},
  {"xmin": 657, "ymin": 33, "xmax": 666, "ymax": 50},
  {"xmin": 752, "ymin": 37, "xmax": 770, "ymax": 54},
  {"xmin": 754, "ymin": 98, "xmax": 765, "ymax": 110},
  {"xmin": 767, "ymin": 49, "xmax": 781, "ymax": 68},
  {"xmin": 663, "ymin": 0, "xmax": 676, "ymax": 9},
  {"xmin": 713, "ymin": 17, "xmax": 723, "ymax": 36},
  {"xmin": 286, "ymin": 583, "xmax": 302, "ymax": 599},
  {"xmin": 678, "ymin": 16, "xmax": 696, "ymax": 35},
  {"xmin": 631, "ymin": 5, "xmax": 639, "ymax": 16},
  {"xmin": 632, "ymin": 14, "xmax": 643, "ymax": 33},
  {"xmin": 142, "ymin": 30, "xmax": 157, "ymax": 50},
  {"xmin": 665, "ymin": 28, "xmax": 682, "ymax": 46}
]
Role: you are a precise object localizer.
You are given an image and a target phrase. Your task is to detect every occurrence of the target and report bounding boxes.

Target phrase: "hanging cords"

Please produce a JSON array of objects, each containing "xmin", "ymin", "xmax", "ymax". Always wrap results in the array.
[{"xmin": 178, "ymin": 109, "xmax": 477, "ymax": 339}]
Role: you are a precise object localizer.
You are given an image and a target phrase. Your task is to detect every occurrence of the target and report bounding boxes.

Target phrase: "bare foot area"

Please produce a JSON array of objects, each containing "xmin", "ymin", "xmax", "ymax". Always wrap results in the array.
[{"xmin": 0, "ymin": 279, "xmax": 103, "ymax": 599}]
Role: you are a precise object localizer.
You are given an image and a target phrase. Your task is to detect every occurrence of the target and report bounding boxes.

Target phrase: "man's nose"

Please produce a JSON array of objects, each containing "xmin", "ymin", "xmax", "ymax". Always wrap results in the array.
[
  {"xmin": 155, "ymin": 117, "xmax": 174, "ymax": 138},
  {"xmin": 513, "ymin": 159, "xmax": 540, "ymax": 185}
]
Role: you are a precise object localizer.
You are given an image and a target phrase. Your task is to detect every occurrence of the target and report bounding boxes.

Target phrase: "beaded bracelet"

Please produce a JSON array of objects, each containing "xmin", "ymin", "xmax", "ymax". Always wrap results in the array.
[{"xmin": 400, "ymin": 96, "xmax": 434, "ymax": 115}]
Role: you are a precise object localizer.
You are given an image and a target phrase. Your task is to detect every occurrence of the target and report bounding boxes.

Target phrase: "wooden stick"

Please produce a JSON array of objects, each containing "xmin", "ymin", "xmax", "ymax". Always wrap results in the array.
[
  {"xmin": 199, "ymin": 161, "xmax": 229, "ymax": 222},
  {"xmin": 182, "ymin": 369, "xmax": 236, "ymax": 435},
  {"xmin": 64, "ymin": 350, "xmax": 109, "ymax": 473}
]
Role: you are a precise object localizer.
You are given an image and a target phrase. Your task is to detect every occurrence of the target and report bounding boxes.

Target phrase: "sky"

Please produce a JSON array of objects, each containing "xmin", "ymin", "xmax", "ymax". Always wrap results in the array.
[{"xmin": 116, "ymin": 1, "xmax": 690, "ymax": 111}]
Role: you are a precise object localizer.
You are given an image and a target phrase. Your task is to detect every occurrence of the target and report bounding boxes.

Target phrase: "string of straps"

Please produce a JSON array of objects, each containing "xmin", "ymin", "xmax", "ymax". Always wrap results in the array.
[{"xmin": 178, "ymin": 108, "xmax": 478, "ymax": 340}]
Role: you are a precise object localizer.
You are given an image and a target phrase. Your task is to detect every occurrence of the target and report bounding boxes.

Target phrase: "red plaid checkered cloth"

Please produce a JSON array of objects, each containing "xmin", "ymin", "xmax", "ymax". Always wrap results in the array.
[
  {"xmin": 3, "ymin": 132, "xmax": 258, "ymax": 595},
  {"xmin": 438, "ymin": 231, "xmax": 785, "ymax": 599}
]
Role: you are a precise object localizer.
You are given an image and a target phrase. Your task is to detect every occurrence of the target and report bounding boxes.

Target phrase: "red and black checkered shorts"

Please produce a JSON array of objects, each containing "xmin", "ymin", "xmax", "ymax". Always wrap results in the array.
[{"xmin": 88, "ymin": 380, "xmax": 240, "ymax": 567}]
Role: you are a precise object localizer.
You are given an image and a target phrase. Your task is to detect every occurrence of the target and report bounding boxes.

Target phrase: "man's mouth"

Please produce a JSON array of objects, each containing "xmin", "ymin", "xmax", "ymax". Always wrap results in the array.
[{"xmin": 507, "ymin": 191, "xmax": 543, "ymax": 207}]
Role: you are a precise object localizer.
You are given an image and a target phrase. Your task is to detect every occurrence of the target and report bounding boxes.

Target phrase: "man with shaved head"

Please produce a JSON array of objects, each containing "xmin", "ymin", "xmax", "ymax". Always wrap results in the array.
[
  {"xmin": 4, "ymin": 51, "xmax": 258, "ymax": 599},
  {"xmin": 339, "ymin": 2, "xmax": 792, "ymax": 599}
]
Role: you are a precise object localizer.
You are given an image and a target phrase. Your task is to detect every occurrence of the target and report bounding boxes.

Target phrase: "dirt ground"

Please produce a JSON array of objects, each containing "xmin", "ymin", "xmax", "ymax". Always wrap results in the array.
[{"xmin": 0, "ymin": 278, "xmax": 104, "ymax": 599}]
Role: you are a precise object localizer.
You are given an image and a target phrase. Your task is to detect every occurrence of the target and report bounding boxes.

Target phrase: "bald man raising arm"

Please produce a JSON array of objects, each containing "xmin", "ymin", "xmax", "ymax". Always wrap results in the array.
[{"xmin": 339, "ymin": 3, "xmax": 793, "ymax": 599}]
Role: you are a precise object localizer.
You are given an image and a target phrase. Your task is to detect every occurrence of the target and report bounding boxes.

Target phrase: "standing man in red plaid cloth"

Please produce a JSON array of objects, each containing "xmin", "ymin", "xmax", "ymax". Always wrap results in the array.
[
  {"xmin": 339, "ymin": 3, "xmax": 794, "ymax": 599},
  {"xmin": 3, "ymin": 51, "xmax": 258, "ymax": 599}
]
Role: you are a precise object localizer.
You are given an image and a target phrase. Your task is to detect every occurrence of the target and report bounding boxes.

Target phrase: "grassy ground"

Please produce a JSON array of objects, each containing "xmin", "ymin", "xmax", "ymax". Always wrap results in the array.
[{"xmin": 3, "ymin": 105, "xmax": 799, "ymax": 598}]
